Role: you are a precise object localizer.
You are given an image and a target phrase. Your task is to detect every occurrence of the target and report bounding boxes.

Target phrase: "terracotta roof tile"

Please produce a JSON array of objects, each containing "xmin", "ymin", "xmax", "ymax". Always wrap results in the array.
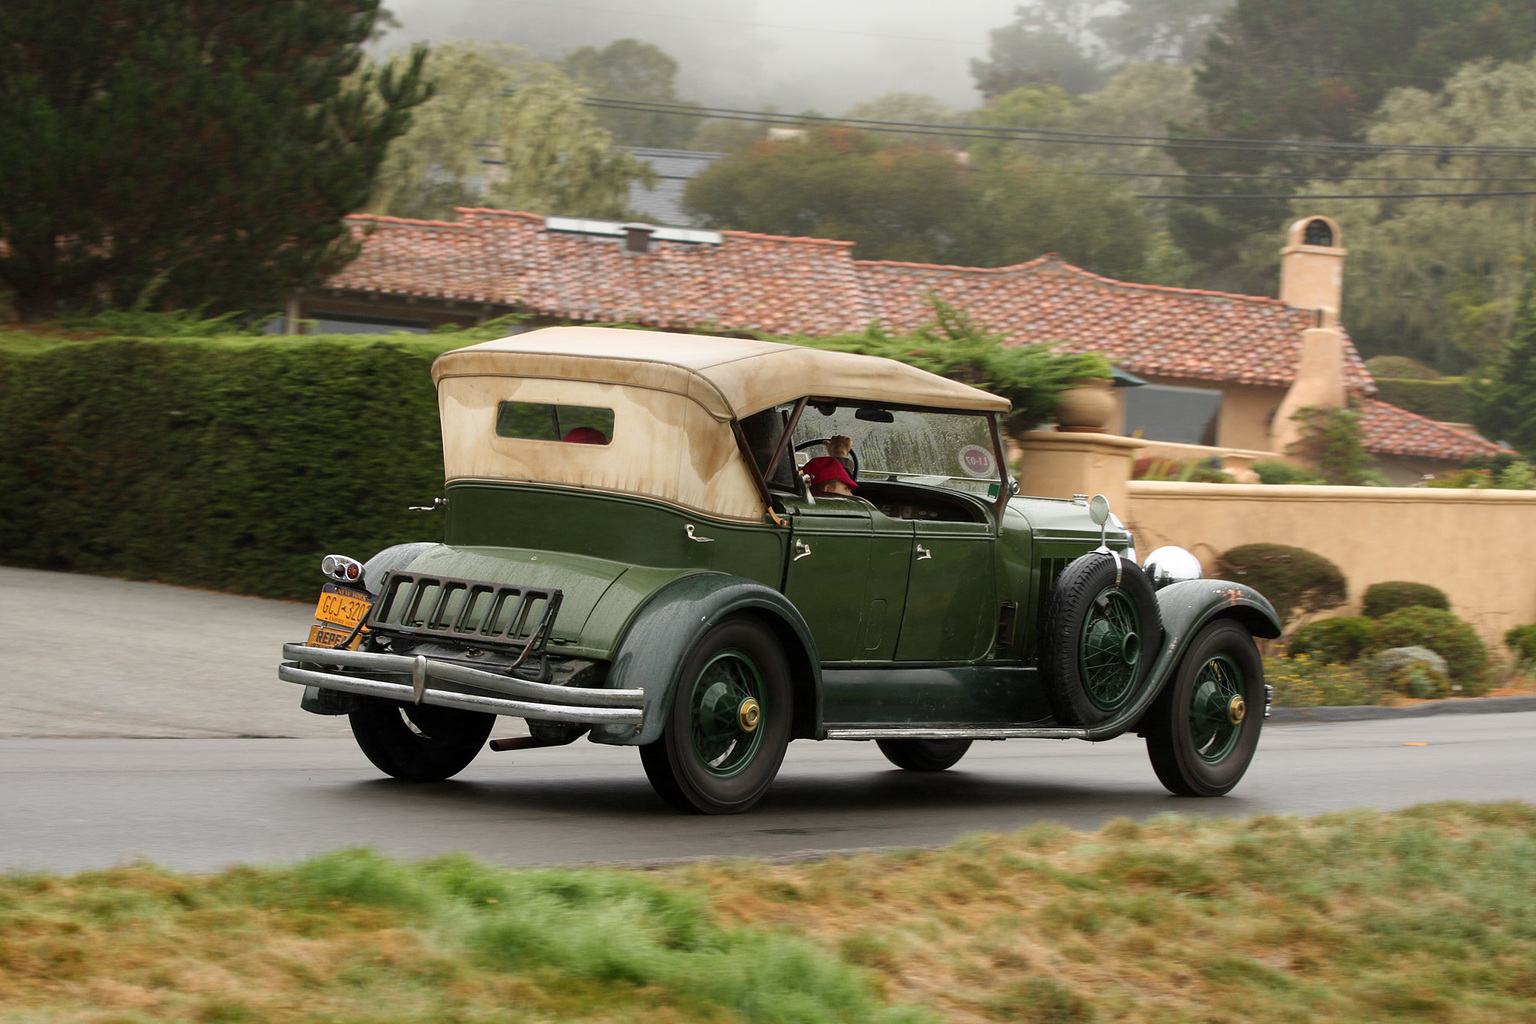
[
  {"xmin": 324, "ymin": 208, "xmax": 1499, "ymax": 462},
  {"xmin": 1356, "ymin": 398, "xmax": 1512, "ymax": 461}
]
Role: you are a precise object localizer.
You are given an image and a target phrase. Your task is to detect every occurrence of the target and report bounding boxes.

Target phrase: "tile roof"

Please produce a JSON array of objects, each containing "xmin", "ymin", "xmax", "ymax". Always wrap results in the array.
[
  {"xmin": 323, "ymin": 207, "xmax": 1507, "ymax": 461},
  {"xmin": 1356, "ymin": 398, "xmax": 1513, "ymax": 462}
]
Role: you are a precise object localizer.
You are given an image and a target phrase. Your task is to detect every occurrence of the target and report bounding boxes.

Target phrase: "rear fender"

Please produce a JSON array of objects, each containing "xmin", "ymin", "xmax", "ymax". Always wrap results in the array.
[{"xmin": 589, "ymin": 575, "xmax": 820, "ymax": 746}]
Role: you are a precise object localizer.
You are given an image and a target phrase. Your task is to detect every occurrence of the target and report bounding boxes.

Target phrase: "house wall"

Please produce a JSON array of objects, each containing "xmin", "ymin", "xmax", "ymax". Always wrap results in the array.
[{"xmin": 1125, "ymin": 480, "xmax": 1536, "ymax": 647}]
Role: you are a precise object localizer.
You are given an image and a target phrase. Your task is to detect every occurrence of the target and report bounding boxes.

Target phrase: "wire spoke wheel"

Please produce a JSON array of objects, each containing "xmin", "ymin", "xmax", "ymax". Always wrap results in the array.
[
  {"xmin": 1188, "ymin": 654, "xmax": 1244, "ymax": 763},
  {"xmin": 1079, "ymin": 588, "xmax": 1144, "ymax": 711},
  {"xmin": 689, "ymin": 650, "xmax": 765, "ymax": 777}
]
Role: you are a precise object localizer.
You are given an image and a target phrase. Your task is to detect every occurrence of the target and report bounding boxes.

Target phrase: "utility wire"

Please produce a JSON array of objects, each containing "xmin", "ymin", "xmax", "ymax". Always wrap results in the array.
[
  {"xmin": 585, "ymin": 96, "xmax": 1536, "ymax": 158},
  {"xmin": 1142, "ymin": 190, "xmax": 1536, "ymax": 200}
]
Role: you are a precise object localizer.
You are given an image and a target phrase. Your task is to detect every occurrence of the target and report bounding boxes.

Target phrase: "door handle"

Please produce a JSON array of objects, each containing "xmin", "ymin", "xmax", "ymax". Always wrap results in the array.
[
  {"xmin": 685, "ymin": 524, "xmax": 714, "ymax": 543},
  {"xmin": 793, "ymin": 540, "xmax": 812, "ymax": 560},
  {"xmin": 915, "ymin": 544, "xmax": 932, "ymax": 561}
]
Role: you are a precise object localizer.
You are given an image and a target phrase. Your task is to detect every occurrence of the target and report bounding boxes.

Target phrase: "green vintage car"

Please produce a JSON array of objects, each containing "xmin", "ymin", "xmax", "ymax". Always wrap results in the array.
[{"xmin": 280, "ymin": 327, "xmax": 1280, "ymax": 813}]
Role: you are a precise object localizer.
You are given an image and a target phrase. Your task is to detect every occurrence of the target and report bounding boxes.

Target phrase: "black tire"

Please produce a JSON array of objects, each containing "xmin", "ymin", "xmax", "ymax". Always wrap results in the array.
[
  {"xmin": 1143, "ymin": 619, "xmax": 1264, "ymax": 797},
  {"xmin": 348, "ymin": 697, "xmax": 495, "ymax": 782},
  {"xmin": 639, "ymin": 618, "xmax": 793, "ymax": 814},
  {"xmin": 1040, "ymin": 551, "xmax": 1163, "ymax": 727},
  {"xmin": 876, "ymin": 738, "xmax": 972, "ymax": 771}
]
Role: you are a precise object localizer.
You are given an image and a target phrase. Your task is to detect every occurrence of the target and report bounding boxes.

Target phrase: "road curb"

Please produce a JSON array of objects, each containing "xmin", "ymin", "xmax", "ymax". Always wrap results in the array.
[{"xmin": 1270, "ymin": 694, "xmax": 1536, "ymax": 723}]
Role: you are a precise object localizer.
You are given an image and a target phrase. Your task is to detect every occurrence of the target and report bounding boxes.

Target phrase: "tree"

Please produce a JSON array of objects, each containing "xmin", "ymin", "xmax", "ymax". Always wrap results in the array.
[
  {"xmin": 562, "ymin": 38, "xmax": 698, "ymax": 149},
  {"xmin": 0, "ymin": 0, "xmax": 430, "ymax": 320},
  {"xmin": 1169, "ymin": 0, "xmax": 1536, "ymax": 284},
  {"xmin": 1092, "ymin": 0, "xmax": 1233, "ymax": 65},
  {"xmin": 371, "ymin": 42, "xmax": 654, "ymax": 222},
  {"xmin": 1298, "ymin": 57, "xmax": 1536, "ymax": 371},
  {"xmin": 1473, "ymin": 275, "xmax": 1536, "ymax": 458},
  {"xmin": 682, "ymin": 125, "xmax": 1158, "ymax": 279},
  {"xmin": 972, "ymin": 13, "xmax": 1107, "ymax": 98}
]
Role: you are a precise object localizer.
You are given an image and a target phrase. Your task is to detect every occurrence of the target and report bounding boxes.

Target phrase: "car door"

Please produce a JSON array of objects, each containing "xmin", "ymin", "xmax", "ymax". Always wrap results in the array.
[
  {"xmin": 894, "ymin": 517, "xmax": 998, "ymax": 662},
  {"xmin": 782, "ymin": 497, "xmax": 911, "ymax": 664}
]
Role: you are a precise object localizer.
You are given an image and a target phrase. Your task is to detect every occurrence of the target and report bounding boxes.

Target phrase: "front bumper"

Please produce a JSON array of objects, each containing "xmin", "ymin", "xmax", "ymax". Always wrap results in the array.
[{"xmin": 279, "ymin": 644, "xmax": 644, "ymax": 727}]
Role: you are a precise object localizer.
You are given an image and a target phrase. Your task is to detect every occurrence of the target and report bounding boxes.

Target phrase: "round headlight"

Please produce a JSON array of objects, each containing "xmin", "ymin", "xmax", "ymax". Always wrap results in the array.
[{"xmin": 1142, "ymin": 546, "xmax": 1202, "ymax": 589}]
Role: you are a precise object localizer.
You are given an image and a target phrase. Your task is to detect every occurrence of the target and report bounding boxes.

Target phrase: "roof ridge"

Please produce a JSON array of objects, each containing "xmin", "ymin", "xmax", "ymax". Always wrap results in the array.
[
  {"xmin": 853, "ymin": 254, "xmax": 1057, "ymax": 274},
  {"xmin": 719, "ymin": 229, "xmax": 856, "ymax": 247},
  {"xmin": 347, "ymin": 213, "xmax": 473, "ymax": 229}
]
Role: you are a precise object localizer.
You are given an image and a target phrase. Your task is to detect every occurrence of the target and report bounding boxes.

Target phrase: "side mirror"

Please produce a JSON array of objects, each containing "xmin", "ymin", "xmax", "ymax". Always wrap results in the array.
[{"xmin": 1088, "ymin": 494, "xmax": 1110, "ymax": 525}]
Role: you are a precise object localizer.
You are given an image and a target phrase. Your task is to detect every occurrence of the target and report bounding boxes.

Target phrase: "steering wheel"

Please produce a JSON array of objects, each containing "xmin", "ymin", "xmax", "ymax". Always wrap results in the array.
[{"xmin": 794, "ymin": 437, "xmax": 858, "ymax": 481}]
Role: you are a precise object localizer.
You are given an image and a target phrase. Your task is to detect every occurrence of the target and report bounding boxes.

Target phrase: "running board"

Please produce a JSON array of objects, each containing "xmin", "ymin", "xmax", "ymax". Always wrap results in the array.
[{"xmin": 824, "ymin": 726, "xmax": 1089, "ymax": 740}]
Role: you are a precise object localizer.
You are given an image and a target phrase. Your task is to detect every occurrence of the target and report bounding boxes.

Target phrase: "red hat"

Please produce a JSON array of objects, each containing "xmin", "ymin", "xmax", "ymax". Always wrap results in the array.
[
  {"xmin": 561, "ymin": 426, "xmax": 607, "ymax": 445},
  {"xmin": 803, "ymin": 456, "xmax": 857, "ymax": 490}
]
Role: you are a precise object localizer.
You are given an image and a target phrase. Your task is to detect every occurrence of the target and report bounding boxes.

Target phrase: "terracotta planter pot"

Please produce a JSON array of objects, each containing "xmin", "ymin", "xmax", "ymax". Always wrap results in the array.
[{"xmin": 1055, "ymin": 378, "xmax": 1114, "ymax": 433}]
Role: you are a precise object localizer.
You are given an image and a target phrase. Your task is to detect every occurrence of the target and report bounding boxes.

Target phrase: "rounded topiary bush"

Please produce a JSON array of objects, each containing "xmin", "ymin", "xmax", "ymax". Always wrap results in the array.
[
  {"xmin": 1287, "ymin": 616, "xmax": 1374, "ymax": 664},
  {"xmin": 1361, "ymin": 581, "xmax": 1450, "ymax": 619},
  {"xmin": 1365, "ymin": 355, "xmax": 1441, "ymax": 380},
  {"xmin": 1505, "ymin": 623, "xmax": 1536, "ymax": 664},
  {"xmin": 1216, "ymin": 543, "xmax": 1347, "ymax": 628},
  {"xmin": 1369, "ymin": 607, "xmax": 1487, "ymax": 686}
]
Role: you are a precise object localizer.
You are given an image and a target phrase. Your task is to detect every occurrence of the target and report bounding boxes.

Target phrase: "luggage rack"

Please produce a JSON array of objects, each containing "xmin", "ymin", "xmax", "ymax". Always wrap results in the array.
[{"xmin": 367, "ymin": 570, "xmax": 563, "ymax": 671}]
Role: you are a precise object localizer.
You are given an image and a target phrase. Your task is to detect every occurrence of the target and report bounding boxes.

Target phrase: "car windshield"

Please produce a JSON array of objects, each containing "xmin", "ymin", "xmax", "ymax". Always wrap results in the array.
[{"xmin": 790, "ymin": 403, "xmax": 1002, "ymax": 495}]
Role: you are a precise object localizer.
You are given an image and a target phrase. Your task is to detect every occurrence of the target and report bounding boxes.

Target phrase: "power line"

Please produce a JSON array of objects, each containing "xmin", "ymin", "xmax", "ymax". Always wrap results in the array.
[
  {"xmin": 1142, "ymin": 190, "xmax": 1536, "ymax": 200},
  {"xmin": 585, "ymin": 96, "xmax": 1536, "ymax": 158}
]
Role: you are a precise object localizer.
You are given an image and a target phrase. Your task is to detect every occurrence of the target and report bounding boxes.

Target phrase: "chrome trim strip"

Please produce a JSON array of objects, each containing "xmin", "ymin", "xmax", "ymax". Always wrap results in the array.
[
  {"xmin": 824, "ymin": 726, "xmax": 1090, "ymax": 740},
  {"xmin": 281, "ymin": 643, "xmax": 643, "ymax": 707},
  {"xmin": 279, "ymin": 664, "xmax": 643, "ymax": 725}
]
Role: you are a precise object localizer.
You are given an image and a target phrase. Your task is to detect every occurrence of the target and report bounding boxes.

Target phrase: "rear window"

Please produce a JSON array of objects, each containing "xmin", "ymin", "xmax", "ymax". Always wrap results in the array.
[{"xmin": 495, "ymin": 402, "xmax": 614, "ymax": 445}]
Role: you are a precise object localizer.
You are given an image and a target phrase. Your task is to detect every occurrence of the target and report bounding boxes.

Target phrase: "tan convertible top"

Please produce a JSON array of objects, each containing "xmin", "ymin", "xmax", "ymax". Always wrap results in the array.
[{"xmin": 432, "ymin": 326, "xmax": 1010, "ymax": 420}]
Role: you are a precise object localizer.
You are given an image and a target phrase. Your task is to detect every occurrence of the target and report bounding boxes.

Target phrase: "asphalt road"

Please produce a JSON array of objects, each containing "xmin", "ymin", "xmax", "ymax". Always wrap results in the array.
[{"xmin": 4, "ymin": 567, "xmax": 1535, "ymax": 874}]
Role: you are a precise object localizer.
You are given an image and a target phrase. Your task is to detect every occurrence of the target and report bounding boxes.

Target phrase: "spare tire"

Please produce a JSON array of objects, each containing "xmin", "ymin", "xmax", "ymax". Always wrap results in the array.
[{"xmin": 1040, "ymin": 551, "xmax": 1162, "ymax": 727}]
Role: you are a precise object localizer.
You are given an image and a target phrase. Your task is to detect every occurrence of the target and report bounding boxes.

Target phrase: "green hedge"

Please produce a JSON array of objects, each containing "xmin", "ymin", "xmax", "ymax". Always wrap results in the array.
[
  {"xmin": 1372, "ymin": 377, "xmax": 1474, "ymax": 423},
  {"xmin": 0, "ymin": 335, "xmax": 455, "ymax": 601}
]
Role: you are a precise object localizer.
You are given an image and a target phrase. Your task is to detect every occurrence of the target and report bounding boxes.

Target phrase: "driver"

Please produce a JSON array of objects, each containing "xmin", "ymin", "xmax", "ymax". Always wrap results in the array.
[{"xmin": 803, "ymin": 456, "xmax": 860, "ymax": 498}]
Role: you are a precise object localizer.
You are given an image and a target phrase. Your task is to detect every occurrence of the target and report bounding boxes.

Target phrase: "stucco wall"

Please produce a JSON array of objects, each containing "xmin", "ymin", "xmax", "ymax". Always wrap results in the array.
[{"xmin": 1125, "ymin": 480, "xmax": 1536, "ymax": 646}]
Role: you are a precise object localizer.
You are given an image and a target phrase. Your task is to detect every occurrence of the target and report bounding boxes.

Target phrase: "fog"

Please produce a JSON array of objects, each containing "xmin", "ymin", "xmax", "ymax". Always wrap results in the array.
[{"xmin": 380, "ymin": 0, "xmax": 1023, "ymax": 114}]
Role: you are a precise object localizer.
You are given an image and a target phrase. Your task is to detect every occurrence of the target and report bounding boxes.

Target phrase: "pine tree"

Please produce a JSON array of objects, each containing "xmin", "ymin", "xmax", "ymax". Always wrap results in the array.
[
  {"xmin": 0, "ymin": 0, "xmax": 431, "ymax": 319},
  {"xmin": 1473, "ymin": 276, "xmax": 1536, "ymax": 457}
]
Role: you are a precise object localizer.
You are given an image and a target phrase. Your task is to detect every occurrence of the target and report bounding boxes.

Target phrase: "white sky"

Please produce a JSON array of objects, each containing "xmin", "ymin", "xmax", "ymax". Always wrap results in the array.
[{"xmin": 380, "ymin": 0, "xmax": 1025, "ymax": 113}]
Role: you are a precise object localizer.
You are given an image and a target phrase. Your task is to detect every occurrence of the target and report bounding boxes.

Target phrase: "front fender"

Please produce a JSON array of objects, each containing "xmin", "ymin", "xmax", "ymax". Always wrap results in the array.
[{"xmin": 589, "ymin": 574, "xmax": 820, "ymax": 746}]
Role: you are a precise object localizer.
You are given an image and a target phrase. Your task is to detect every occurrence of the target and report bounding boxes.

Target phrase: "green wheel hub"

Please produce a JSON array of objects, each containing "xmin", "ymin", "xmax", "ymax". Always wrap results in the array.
[
  {"xmin": 689, "ymin": 649, "xmax": 766, "ymax": 778},
  {"xmin": 1189, "ymin": 654, "xmax": 1245, "ymax": 763},
  {"xmin": 1078, "ymin": 588, "xmax": 1144, "ymax": 711}
]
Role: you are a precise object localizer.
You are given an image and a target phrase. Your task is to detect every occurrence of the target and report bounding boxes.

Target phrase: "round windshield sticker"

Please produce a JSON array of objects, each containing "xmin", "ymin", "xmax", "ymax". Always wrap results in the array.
[{"xmin": 959, "ymin": 444, "xmax": 995, "ymax": 478}]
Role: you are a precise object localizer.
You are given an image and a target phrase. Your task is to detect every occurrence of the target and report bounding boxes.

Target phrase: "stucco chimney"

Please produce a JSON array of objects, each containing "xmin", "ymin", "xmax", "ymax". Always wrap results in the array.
[{"xmin": 1279, "ymin": 215, "xmax": 1345, "ymax": 324}]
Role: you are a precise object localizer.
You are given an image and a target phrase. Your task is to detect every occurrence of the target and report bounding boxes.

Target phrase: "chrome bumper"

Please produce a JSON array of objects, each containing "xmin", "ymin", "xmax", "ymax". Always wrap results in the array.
[{"xmin": 279, "ymin": 643, "xmax": 644, "ymax": 726}]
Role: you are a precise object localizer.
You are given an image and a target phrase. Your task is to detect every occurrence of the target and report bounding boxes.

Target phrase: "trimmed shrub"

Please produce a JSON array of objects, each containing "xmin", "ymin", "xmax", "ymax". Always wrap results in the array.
[
  {"xmin": 1287, "ymin": 616, "xmax": 1374, "ymax": 664},
  {"xmin": 1251, "ymin": 459, "xmax": 1325, "ymax": 486},
  {"xmin": 1361, "ymin": 581, "xmax": 1450, "ymax": 619},
  {"xmin": 1505, "ymin": 623, "xmax": 1536, "ymax": 664},
  {"xmin": 1216, "ymin": 543, "xmax": 1347, "ymax": 628},
  {"xmin": 1369, "ymin": 607, "xmax": 1488, "ymax": 687},
  {"xmin": 1373, "ymin": 377, "xmax": 1474, "ymax": 423},
  {"xmin": 1365, "ymin": 356, "xmax": 1441, "ymax": 380},
  {"xmin": 0, "ymin": 335, "xmax": 453, "ymax": 600}
]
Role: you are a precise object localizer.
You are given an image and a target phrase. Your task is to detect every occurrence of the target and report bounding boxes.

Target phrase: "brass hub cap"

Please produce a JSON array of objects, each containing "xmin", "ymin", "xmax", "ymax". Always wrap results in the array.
[
  {"xmin": 737, "ymin": 697, "xmax": 761, "ymax": 732},
  {"xmin": 1228, "ymin": 695, "xmax": 1247, "ymax": 725}
]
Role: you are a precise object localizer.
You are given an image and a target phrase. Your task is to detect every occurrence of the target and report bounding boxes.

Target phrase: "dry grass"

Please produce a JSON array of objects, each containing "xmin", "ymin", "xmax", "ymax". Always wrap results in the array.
[{"xmin": 3, "ymin": 804, "xmax": 1534, "ymax": 1023}]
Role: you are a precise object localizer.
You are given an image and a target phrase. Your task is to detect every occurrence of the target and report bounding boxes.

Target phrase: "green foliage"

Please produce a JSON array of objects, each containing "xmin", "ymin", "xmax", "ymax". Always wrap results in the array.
[
  {"xmin": 1366, "ymin": 355, "xmax": 1441, "ymax": 380},
  {"xmin": 782, "ymin": 300, "xmax": 1110, "ymax": 435},
  {"xmin": 1373, "ymin": 378, "xmax": 1474, "ymax": 423},
  {"xmin": 1369, "ymin": 607, "xmax": 1488, "ymax": 685},
  {"xmin": 1131, "ymin": 456, "xmax": 1234, "ymax": 482},
  {"xmin": 1361, "ymin": 581, "xmax": 1450, "ymax": 619},
  {"xmin": 1504, "ymin": 623, "xmax": 1536, "ymax": 663},
  {"xmin": 1475, "ymin": 270, "xmax": 1536, "ymax": 459},
  {"xmin": 372, "ymin": 42, "xmax": 654, "ymax": 222},
  {"xmin": 1251, "ymin": 459, "xmax": 1325, "ymax": 485},
  {"xmin": 1265, "ymin": 653, "xmax": 1388, "ymax": 706},
  {"xmin": 0, "ymin": 335, "xmax": 452, "ymax": 601},
  {"xmin": 562, "ymin": 38, "xmax": 698, "ymax": 149},
  {"xmin": 1287, "ymin": 616, "xmax": 1375, "ymax": 664},
  {"xmin": 1216, "ymin": 543, "xmax": 1347, "ymax": 628},
  {"xmin": 1288, "ymin": 404, "xmax": 1372, "ymax": 485},
  {"xmin": 0, "ymin": 0, "xmax": 430, "ymax": 320},
  {"xmin": 683, "ymin": 124, "xmax": 1158, "ymax": 278}
]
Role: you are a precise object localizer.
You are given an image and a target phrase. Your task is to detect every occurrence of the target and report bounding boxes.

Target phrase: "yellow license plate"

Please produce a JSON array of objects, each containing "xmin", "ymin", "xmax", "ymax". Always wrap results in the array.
[
  {"xmin": 307, "ymin": 623, "xmax": 363, "ymax": 649},
  {"xmin": 313, "ymin": 584, "xmax": 372, "ymax": 630}
]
